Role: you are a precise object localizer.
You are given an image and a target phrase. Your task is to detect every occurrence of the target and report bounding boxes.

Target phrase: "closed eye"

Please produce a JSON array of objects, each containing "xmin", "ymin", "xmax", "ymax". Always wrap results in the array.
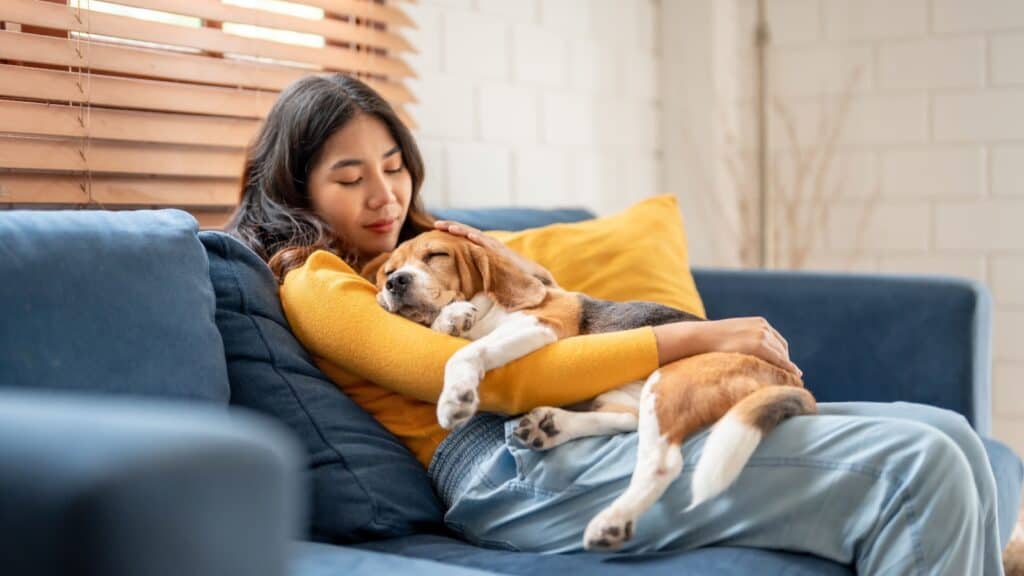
[{"xmin": 425, "ymin": 252, "xmax": 449, "ymax": 261}]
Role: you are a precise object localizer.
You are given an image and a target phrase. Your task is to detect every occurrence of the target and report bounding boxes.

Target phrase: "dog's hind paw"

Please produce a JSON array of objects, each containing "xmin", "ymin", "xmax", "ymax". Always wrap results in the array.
[
  {"xmin": 583, "ymin": 508, "xmax": 635, "ymax": 552},
  {"xmin": 514, "ymin": 407, "xmax": 566, "ymax": 450}
]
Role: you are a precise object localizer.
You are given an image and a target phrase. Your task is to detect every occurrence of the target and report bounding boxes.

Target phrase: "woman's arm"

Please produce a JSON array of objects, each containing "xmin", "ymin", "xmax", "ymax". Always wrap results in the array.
[
  {"xmin": 434, "ymin": 219, "xmax": 800, "ymax": 376},
  {"xmin": 653, "ymin": 318, "xmax": 802, "ymax": 376},
  {"xmin": 281, "ymin": 251, "xmax": 801, "ymax": 415},
  {"xmin": 281, "ymin": 251, "xmax": 657, "ymax": 415}
]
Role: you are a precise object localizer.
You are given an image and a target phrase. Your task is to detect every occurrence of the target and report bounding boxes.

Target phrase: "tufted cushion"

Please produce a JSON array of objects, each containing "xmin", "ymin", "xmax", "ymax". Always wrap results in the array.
[
  {"xmin": 0, "ymin": 209, "xmax": 229, "ymax": 402},
  {"xmin": 200, "ymin": 231, "xmax": 444, "ymax": 543}
]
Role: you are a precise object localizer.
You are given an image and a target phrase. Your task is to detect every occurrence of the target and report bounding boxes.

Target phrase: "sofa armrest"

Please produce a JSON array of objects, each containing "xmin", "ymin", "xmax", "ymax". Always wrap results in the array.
[
  {"xmin": 692, "ymin": 268, "xmax": 992, "ymax": 434},
  {"xmin": 0, "ymin": 389, "xmax": 305, "ymax": 576}
]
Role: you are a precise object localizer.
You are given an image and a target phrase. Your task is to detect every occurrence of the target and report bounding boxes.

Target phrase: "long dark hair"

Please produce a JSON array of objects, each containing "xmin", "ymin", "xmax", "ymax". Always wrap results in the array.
[{"xmin": 225, "ymin": 73, "xmax": 434, "ymax": 282}]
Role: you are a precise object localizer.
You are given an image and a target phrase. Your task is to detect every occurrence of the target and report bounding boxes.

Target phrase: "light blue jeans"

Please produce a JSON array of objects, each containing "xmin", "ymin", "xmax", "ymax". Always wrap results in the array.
[{"xmin": 430, "ymin": 402, "xmax": 1006, "ymax": 575}]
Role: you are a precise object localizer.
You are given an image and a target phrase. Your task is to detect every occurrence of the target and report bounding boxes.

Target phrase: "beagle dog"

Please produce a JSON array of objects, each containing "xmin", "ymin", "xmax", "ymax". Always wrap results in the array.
[{"xmin": 363, "ymin": 230, "xmax": 816, "ymax": 551}]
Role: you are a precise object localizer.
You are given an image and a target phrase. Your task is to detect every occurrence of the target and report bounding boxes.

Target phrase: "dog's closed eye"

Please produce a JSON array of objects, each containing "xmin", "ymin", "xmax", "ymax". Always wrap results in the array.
[{"xmin": 425, "ymin": 252, "xmax": 449, "ymax": 262}]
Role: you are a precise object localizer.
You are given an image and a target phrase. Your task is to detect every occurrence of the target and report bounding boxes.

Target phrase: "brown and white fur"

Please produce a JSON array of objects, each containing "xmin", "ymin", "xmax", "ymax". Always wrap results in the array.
[{"xmin": 363, "ymin": 230, "xmax": 816, "ymax": 551}]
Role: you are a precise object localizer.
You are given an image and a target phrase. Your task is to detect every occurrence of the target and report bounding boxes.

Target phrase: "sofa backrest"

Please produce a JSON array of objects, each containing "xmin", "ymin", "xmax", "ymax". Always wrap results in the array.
[
  {"xmin": 430, "ymin": 207, "xmax": 595, "ymax": 231},
  {"xmin": 0, "ymin": 209, "xmax": 229, "ymax": 403}
]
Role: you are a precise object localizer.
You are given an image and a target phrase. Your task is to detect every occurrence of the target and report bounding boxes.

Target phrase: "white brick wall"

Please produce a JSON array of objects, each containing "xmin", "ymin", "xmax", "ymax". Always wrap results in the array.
[
  {"xmin": 770, "ymin": 46, "xmax": 874, "ymax": 95},
  {"xmin": 444, "ymin": 142, "xmax": 512, "ymax": 207},
  {"xmin": 443, "ymin": 12, "xmax": 508, "ymax": 80},
  {"xmin": 513, "ymin": 26, "xmax": 566, "ymax": 86},
  {"xmin": 880, "ymin": 147, "xmax": 985, "ymax": 198},
  {"xmin": 991, "ymin": 34, "xmax": 1024, "ymax": 86},
  {"xmin": 932, "ymin": 0, "xmax": 1024, "ymax": 33},
  {"xmin": 934, "ymin": 200, "xmax": 1024, "ymax": 252},
  {"xmin": 877, "ymin": 38, "xmax": 985, "ymax": 90},
  {"xmin": 405, "ymin": 0, "xmax": 661, "ymax": 213},
  {"xmin": 823, "ymin": 0, "xmax": 927, "ymax": 40},
  {"xmin": 666, "ymin": 0, "xmax": 1024, "ymax": 457},
  {"xmin": 992, "ymin": 257, "xmax": 1024, "ymax": 304},
  {"xmin": 845, "ymin": 95, "xmax": 929, "ymax": 144},
  {"xmin": 766, "ymin": 0, "xmax": 820, "ymax": 45},
  {"xmin": 934, "ymin": 91, "xmax": 1024, "ymax": 141},
  {"xmin": 478, "ymin": 83, "xmax": 537, "ymax": 144},
  {"xmin": 826, "ymin": 201, "xmax": 931, "ymax": 253},
  {"xmin": 992, "ymin": 147, "xmax": 1024, "ymax": 196}
]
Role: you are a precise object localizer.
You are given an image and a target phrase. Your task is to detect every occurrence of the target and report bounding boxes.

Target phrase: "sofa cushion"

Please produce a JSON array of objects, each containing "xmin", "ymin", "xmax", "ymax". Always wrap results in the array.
[
  {"xmin": 0, "ymin": 209, "xmax": 228, "ymax": 402},
  {"xmin": 200, "ymin": 231, "xmax": 444, "ymax": 543},
  {"xmin": 485, "ymin": 195, "xmax": 706, "ymax": 317}
]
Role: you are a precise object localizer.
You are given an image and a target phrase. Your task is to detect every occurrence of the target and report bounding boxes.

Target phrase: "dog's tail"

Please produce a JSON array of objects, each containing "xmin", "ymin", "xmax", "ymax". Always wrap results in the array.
[{"xmin": 686, "ymin": 385, "xmax": 816, "ymax": 511}]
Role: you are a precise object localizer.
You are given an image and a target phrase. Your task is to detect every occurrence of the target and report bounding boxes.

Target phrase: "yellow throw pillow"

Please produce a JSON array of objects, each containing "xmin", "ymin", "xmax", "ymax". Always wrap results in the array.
[{"xmin": 486, "ymin": 194, "xmax": 706, "ymax": 319}]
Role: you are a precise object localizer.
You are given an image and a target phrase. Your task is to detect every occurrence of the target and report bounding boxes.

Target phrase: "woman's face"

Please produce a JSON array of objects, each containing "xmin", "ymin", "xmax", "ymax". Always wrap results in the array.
[{"xmin": 307, "ymin": 113, "xmax": 412, "ymax": 266}]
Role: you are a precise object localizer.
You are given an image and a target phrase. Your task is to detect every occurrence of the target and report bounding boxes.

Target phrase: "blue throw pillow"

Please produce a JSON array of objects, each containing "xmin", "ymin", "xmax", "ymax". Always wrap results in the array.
[
  {"xmin": 199, "ymin": 231, "xmax": 444, "ymax": 543},
  {"xmin": 0, "ymin": 209, "xmax": 229, "ymax": 403}
]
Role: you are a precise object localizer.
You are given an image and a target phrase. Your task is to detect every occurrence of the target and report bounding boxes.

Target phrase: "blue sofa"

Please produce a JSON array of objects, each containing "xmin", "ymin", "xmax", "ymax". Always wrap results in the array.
[{"xmin": 0, "ymin": 207, "xmax": 1020, "ymax": 576}]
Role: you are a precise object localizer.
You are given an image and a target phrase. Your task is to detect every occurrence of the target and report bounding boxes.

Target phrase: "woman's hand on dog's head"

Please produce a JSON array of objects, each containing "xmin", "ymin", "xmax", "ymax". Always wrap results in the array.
[{"xmin": 434, "ymin": 220, "xmax": 558, "ymax": 288}]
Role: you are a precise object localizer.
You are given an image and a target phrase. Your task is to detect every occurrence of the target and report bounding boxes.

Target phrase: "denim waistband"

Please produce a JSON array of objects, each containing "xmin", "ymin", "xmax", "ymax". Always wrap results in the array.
[{"xmin": 428, "ymin": 413, "xmax": 508, "ymax": 509}]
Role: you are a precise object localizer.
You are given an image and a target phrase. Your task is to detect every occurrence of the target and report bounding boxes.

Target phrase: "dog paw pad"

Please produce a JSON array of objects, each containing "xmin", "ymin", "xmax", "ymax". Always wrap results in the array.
[
  {"xmin": 584, "ymin": 510, "xmax": 635, "ymax": 551},
  {"xmin": 513, "ymin": 408, "xmax": 565, "ymax": 451}
]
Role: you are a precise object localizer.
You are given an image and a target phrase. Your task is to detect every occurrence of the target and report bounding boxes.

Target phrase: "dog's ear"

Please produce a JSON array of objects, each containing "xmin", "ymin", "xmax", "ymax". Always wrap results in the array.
[
  {"xmin": 360, "ymin": 252, "xmax": 391, "ymax": 286},
  {"xmin": 454, "ymin": 243, "xmax": 485, "ymax": 299},
  {"xmin": 467, "ymin": 244, "xmax": 546, "ymax": 311}
]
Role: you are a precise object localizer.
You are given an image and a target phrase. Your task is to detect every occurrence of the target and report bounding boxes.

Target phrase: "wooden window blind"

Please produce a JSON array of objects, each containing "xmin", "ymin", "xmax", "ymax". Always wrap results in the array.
[{"xmin": 0, "ymin": 0, "xmax": 417, "ymax": 228}]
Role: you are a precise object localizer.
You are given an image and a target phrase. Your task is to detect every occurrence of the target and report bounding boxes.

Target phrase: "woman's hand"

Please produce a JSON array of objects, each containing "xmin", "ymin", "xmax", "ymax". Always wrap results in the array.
[
  {"xmin": 702, "ymin": 317, "xmax": 801, "ymax": 376},
  {"xmin": 653, "ymin": 317, "xmax": 802, "ymax": 377},
  {"xmin": 434, "ymin": 220, "xmax": 558, "ymax": 287}
]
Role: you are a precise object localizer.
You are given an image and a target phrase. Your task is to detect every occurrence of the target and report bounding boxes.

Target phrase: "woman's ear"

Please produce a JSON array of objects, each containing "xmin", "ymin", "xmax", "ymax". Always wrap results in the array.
[
  {"xmin": 360, "ymin": 252, "xmax": 391, "ymax": 285},
  {"xmin": 467, "ymin": 244, "xmax": 547, "ymax": 311}
]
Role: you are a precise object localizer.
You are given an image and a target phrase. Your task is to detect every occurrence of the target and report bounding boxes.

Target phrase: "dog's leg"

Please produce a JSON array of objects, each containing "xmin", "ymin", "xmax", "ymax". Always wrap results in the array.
[
  {"xmin": 437, "ymin": 313, "xmax": 557, "ymax": 429},
  {"xmin": 513, "ymin": 382, "xmax": 643, "ymax": 450},
  {"xmin": 583, "ymin": 371, "xmax": 683, "ymax": 551},
  {"xmin": 513, "ymin": 405, "xmax": 639, "ymax": 450}
]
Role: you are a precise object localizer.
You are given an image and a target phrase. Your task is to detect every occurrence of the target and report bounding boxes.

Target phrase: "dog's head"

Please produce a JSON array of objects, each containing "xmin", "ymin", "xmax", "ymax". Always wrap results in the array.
[{"xmin": 361, "ymin": 230, "xmax": 547, "ymax": 325}]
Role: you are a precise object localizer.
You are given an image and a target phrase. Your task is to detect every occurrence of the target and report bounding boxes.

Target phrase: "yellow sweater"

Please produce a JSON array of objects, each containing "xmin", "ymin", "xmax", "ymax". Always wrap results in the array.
[{"xmin": 279, "ymin": 250, "xmax": 660, "ymax": 468}]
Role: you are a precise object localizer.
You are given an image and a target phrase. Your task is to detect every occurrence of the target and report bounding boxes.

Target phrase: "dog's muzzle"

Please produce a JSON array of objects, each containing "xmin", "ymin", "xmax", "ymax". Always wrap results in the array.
[
  {"xmin": 378, "ymin": 270, "xmax": 417, "ymax": 314},
  {"xmin": 386, "ymin": 271, "xmax": 412, "ymax": 298}
]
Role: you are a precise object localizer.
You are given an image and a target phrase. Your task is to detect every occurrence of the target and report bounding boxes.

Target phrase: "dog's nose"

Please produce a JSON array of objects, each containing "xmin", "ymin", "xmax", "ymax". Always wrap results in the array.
[{"xmin": 386, "ymin": 271, "xmax": 412, "ymax": 296}]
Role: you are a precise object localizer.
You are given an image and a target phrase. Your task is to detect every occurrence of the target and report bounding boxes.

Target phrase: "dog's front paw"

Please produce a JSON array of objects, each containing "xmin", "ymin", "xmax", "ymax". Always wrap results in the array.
[
  {"xmin": 437, "ymin": 360, "xmax": 481, "ymax": 429},
  {"xmin": 583, "ymin": 507, "xmax": 636, "ymax": 552},
  {"xmin": 431, "ymin": 301, "xmax": 478, "ymax": 337},
  {"xmin": 514, "ymin": 407, "xmax": 567, "ymax": 450}
]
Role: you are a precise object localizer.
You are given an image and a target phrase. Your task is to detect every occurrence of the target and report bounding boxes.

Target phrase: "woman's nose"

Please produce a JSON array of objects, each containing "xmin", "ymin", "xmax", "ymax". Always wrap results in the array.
[{"xmin": 366, "ymin": 171, "xmax": 397, "ymax": 209}]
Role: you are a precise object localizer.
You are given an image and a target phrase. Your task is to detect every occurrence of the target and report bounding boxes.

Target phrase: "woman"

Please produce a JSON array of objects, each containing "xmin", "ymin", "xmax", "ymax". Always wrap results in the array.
[{"xmin": 226, "ymin": 74, "xmax": 1006, "ymax": 574}]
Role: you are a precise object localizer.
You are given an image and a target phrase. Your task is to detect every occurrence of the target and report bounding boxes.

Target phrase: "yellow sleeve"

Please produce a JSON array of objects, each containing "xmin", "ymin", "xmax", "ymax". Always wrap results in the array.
[{"xmin": 279, "ymin": 250, "xmax": 660, "ymax": 415}]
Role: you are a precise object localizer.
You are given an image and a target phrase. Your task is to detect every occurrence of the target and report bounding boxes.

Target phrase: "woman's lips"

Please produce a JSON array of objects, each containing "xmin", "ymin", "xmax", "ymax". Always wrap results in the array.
[{"xmin": 365, "ymin": 218, "xmax": 396, "ymax": 233}]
